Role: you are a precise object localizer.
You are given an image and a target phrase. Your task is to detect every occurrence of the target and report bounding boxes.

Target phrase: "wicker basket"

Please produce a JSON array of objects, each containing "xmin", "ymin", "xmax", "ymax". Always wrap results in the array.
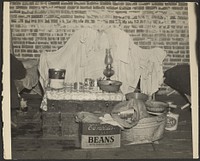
[{"xmin": 121, "ymin": 113, "xmax": 167, "ymax": 145}]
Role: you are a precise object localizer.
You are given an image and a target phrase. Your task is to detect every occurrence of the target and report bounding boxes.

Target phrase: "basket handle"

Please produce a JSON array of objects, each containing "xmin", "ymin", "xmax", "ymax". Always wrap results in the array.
[{"xmin": 156, "ymin": 115, "xmax": 166, "ymax": 122}]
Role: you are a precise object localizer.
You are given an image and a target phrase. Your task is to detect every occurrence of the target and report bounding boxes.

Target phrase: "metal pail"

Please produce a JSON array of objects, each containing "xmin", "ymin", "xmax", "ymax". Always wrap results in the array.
[{"xmin": 48, "ymin": 68, "xmax": 66, "ymax": 89}]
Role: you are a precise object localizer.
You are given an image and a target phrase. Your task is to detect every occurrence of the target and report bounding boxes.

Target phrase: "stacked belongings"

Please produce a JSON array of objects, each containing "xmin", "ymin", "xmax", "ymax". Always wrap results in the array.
[
  {"xmin": 115, "ymin": 98, "xmax": 168, "ymax": 145},
  {"xmin": 76, "ymin": 98, "xmax": 168, "ymax": 147}
]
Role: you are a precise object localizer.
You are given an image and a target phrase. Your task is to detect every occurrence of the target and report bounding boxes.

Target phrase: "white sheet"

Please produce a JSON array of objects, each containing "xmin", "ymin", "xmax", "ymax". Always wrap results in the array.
[{"xmin": 38, "ymin": 28, "xmax": 166, "ymax": 96}]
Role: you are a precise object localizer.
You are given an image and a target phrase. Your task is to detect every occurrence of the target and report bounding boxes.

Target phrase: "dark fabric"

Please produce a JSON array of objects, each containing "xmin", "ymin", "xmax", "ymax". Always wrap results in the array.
[
  {"xmin": 164, "ymin": 64, "xmax": 191, "ymax": 96},
  {"xmin": 10, "ymin": 54, "xmax": 26, "ymax": 108},
  {"xmin": 11, "ymin": 54, "xmax": 26, "ymax": 80}
]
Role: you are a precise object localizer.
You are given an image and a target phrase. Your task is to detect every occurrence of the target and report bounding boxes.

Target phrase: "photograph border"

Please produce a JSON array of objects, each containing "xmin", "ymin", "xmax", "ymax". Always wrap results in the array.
[{"xmin": 2, "ymin": 1, "xmax": 199, "ymax": 159}]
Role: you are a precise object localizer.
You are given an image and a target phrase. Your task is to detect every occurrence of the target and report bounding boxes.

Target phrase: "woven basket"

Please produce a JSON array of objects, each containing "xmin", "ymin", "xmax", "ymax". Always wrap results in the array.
[{"xmin": 121, "ymin": 113, "xmax": 167, "ymax": 145}]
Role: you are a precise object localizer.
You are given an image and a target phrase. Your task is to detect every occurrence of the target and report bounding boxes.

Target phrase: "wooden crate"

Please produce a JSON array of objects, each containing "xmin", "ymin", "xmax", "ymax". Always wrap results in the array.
[{"xmin": 42, "ymin": 100, "xmax": 120, "ymax": 141}]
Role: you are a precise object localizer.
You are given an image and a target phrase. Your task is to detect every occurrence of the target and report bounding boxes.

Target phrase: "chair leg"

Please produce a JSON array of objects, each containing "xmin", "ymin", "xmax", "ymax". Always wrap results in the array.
[
  {"xmin": 180, "ymin": 94, "xmax": 191, "ymax": 110},
  {"xmin": 181, "ymin": 103, "xmax": 190, "ymax": 110},
  {"xmin": 167, "ymin": 90, "xmax": 176, "ymax": 96},
  {"xmin": 185, "ymin": 94, "xmax": 191, "ymax": 104},
  {"xmin": 11, "ymin": 121, "xmax": 17, "ymax": 128}
]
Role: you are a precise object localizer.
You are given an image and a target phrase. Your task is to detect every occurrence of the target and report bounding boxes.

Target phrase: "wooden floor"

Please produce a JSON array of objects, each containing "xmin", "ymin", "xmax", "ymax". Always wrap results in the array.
[{"xmin": 11, "ymin": 93, "xmax": 193, "ymax": 159}]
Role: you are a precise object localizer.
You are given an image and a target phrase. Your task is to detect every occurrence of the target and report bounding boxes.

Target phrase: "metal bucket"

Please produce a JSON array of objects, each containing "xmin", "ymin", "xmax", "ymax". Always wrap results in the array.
[
  {"xmin": 121, "ymin": 113, "xmax": 167, "ymax": 145},
  {"xmin": 48, "ymin": 69, "xmax": 66, "ymax": 89},
  {"xmin": 125, "ymin": 92, "xmax": 148, "ymax": 101}
]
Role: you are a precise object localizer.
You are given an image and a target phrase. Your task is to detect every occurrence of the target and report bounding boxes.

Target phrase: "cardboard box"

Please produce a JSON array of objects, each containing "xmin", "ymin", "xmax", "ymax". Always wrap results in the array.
[{"xmin": 80, "ymin": 123, "xmax": 121, "ymax": 149}]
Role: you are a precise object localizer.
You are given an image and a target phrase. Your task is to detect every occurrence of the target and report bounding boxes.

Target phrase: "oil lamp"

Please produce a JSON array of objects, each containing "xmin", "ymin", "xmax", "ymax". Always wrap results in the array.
[{"xmin": 103, "ymin": 48, "xmax": 114, "ymax": 80}]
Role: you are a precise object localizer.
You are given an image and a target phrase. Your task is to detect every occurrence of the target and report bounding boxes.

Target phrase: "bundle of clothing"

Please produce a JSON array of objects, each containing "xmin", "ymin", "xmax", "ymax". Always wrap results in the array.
[
  {"xmin": 75, "ymin": 98, "xmax": 149, "ymax": 129},
  {"xmin": 38, "ymin": 28, "xmax": 166, "ymax": 96}
]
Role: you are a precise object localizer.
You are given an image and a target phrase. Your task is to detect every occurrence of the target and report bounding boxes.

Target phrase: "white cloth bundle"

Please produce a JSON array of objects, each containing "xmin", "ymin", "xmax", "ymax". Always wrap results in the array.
[{"xmin": 38, "ymin": 28, "xmax": 166, "ymax": 95}]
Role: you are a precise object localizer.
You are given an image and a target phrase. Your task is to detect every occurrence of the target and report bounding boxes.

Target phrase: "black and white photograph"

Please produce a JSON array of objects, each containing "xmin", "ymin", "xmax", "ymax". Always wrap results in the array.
[{"xmin": 2, "ymin": 1, "xmax": 199, "ymax": 159}]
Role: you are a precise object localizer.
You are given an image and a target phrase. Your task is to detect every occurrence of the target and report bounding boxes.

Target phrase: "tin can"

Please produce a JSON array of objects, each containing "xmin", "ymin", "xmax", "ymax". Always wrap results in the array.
[
  {"xmin": 49, "ymin": 69, "xmax": 66, "ymax": 79},
  {"xmin": 84, "ymin": 78, "xmax": 90, "ymax": 86},
  {"xmin": 84, "ymin": 78, "xmax": 95, "ymax": 88},
  {"xmin": 165, "ymin": 111, "xmax": 179, "ymax": 131},
  {"xmin": 74, "ymin": 82, "xmax": 83, "ymax": 91},
  {"xmin": 48, "ymin": 69, "xmax": 66, "ymax": 89}
]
